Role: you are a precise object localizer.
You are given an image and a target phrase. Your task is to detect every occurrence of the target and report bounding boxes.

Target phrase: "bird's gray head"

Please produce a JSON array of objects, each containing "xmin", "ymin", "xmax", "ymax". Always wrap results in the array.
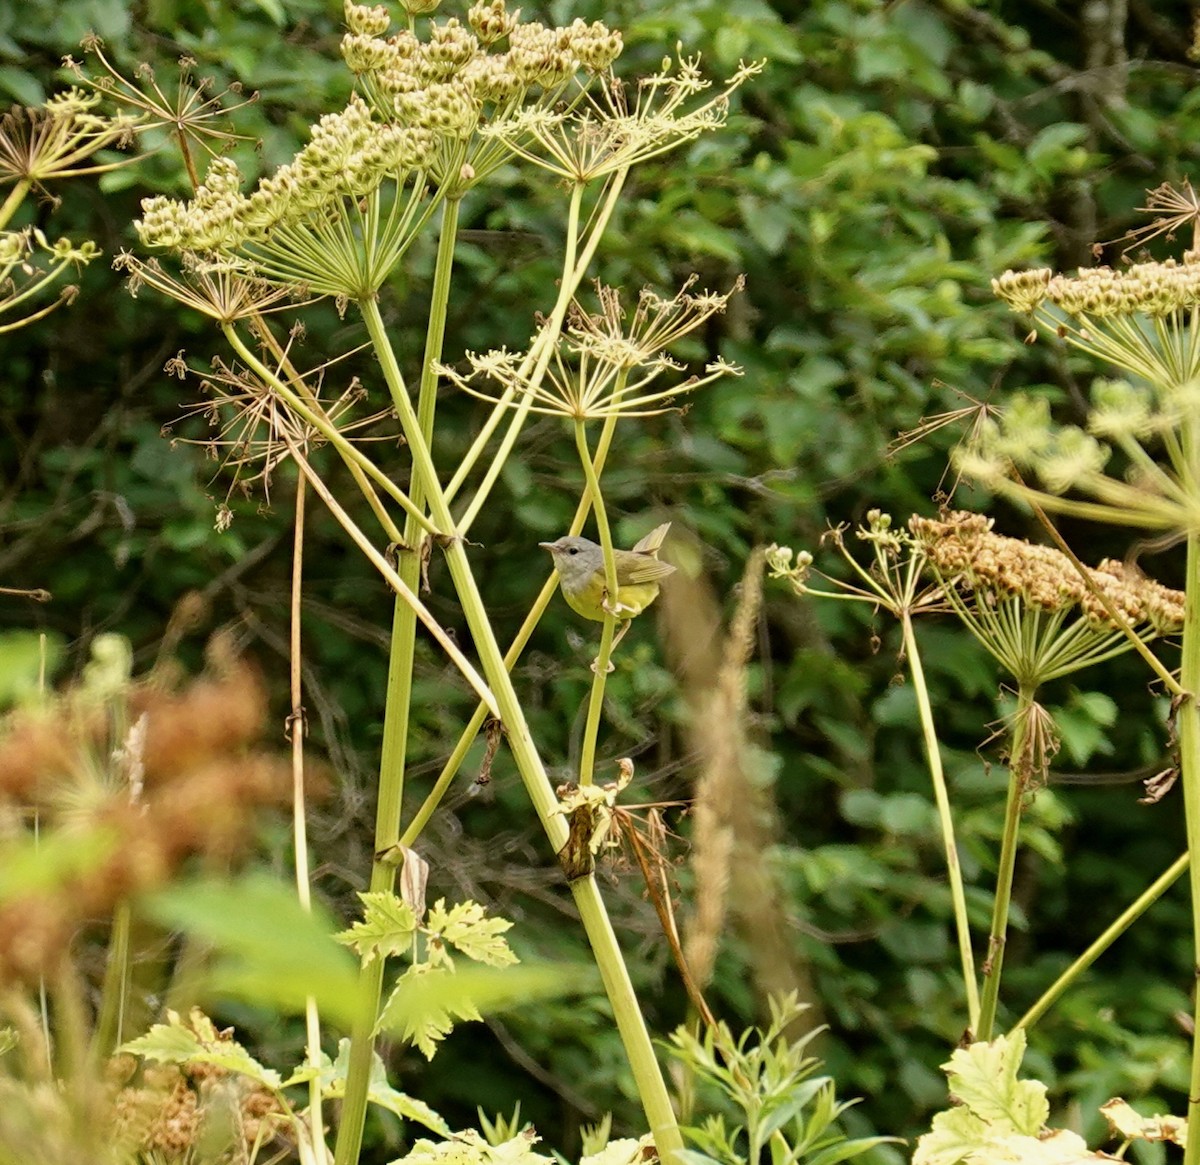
[{"xmin": 538, "ymin": 535, "xmax": 604, "ymax": 589}]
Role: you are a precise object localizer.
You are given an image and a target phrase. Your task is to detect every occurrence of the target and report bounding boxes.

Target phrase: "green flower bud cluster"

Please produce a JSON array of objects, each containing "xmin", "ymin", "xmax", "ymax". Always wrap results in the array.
[
  {"xmin": 909, "ymin": 512, "xmax": 1184, "ymax": 633},
  {"xmin": 994, "ymin": 255, "xmax": 1200, "ymax": 320},
  {"xmin": 342, "ymin": 0, "xmax": 622, "ymax": 123},
  {"xmin": 135, "ymin": 95, "xmax": 435, "ymax": 252}
]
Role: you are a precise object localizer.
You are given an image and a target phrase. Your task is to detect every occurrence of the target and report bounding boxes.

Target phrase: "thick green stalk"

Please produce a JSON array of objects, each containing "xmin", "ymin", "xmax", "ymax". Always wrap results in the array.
[
  {"xmin": 333, "ymin": 200, "xmax": 462, "ymax": 1165},
  {"xmin": 361, "ymin": 301, "xmax": 684, "ymax": 1158},
  {"xmin": 900, "ymin": 612, "xmax": 979, "ymax": 1032},
  {"xmin": 401, "ymin": 416, "xmax": 621, "ymax": 843},
  {"xmin": 571, "ymin": 877, "xmax": 684, "ymax": 1156},
  {"xmin": 0, "ymin": 178, "xmax": 29, "ymax": 231},
  {"xmin": 1015, "ymin": 851, "xmax": 1188, "ymax": 1032},
  {"xmin": 975, "ymin": 682, "xmax": 1037, "ymax": 1041},
  {"xmin": 1179, "ymin": 526, "xmax": 1200, "ymax": 1165}
]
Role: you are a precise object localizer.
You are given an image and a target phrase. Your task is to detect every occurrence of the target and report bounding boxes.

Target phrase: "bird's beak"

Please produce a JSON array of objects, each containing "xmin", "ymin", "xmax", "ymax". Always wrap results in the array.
[{"xmin": 538, "ymin": 541, "xmax": 554, "ymax": 550}]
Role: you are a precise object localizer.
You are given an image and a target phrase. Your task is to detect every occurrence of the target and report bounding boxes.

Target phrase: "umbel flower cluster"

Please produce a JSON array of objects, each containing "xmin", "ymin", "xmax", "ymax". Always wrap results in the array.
[
  {"xmin": 992, "ymin": 254, "xmax": 1200, "ymax": 319},
  {"xmin": 909, "ymin": 511, "xmax": 1185, "ymax": 635},
  {"xmin": 134, "ymin": 0, "xmax": 622, "ymax": 259},
  {"xmin": 960, "ymin": 203, "xmax": 1200, "ymax": 533}
]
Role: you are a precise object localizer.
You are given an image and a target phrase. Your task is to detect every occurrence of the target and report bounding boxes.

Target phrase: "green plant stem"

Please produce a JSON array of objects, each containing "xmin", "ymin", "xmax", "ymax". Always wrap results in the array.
[
  {"xmin": 360, "ymin": 301, "xmax": 684, "ymax": 1160},
  {"xmin": 333, "ymin": 200, "xmax": 462, "ymax": 1165},
  {"xmin": 93, "ymin": 899, "xmax": 131, "ymax": 1055},
  {"xmin": 1179, "ymin": 525, "xmax": 1200, "ymax": 1165},
  {"xmin": 1015, "ymin": 851, "xmax": 1188, "ymax": 1032},
  {"xmin": 900, "ymin": 611, "xmax": 979, "ymax": 1033},
  {"xmin": 571, "ymin": 878, "xmax": 684, "ymax": 1157},
  {"xmin": 975, "ymin": 682, "xmax": 1036, "ymax": 1041},
  {"xmin": 449, "ymin": 171, "xmax": 629, "ymax": 529},
  {"xmin": 400, "ymin": 414, "xmax": 621, "ymax": 843},
  {"xmin": 574, "ymin": 418, "xmax": 620, "ymax": 786},
  {"xmin": 0, "ymin": 179, "xmax": 29, "ymax": 231},
  {"xmin": 285, "ymin": 474, "xmax": 328, "ymax": 1164}
]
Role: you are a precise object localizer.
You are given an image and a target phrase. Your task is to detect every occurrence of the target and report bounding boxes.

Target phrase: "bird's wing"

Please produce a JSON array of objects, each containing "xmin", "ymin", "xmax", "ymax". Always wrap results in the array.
[
  {"xmin": 623, "ymin": 556, "xmax": 677, "ymax": 585},
  {"xmin": 632, "ymin": 522, "xmax": 671, "ymax": 555}
]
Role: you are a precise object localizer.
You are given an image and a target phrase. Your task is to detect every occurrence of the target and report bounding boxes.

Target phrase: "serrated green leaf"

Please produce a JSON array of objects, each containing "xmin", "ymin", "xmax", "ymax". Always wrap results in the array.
[
  {"xmin": 380, "ymin": 964, "xmax": 483, "ymax": 1060},
  {"xmin": 120, "ymin": 1013, "xmax": 281, "ymax": 1089},
  {"xmin": 335, "ymin": 890, "xmax": 418, "ymax": 964},
  {"xmin": 376, "ymin": 961, "xmax": 598, "ymax": 1060},
  {"xmin": 320, "ymin": 1039, "xmax": 452, "ymax": 1135},
  {"xmin": 426, "ymin": 899, "xmax": 518, "ymax": 968}
]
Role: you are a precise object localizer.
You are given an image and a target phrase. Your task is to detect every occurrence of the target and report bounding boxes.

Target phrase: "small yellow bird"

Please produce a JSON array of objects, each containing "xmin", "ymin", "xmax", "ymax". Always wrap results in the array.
[{"xmin": 539, "ymin": 522, "xmax": 676, "ymax": 625}]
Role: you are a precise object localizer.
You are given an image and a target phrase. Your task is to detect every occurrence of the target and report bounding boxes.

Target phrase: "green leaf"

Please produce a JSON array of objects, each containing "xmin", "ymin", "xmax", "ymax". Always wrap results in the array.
[
  {"xmin": 426, "ymin": 899, "xmax": 519, "ymax": 968},
  {"xmin": 140, "ymin": 874, "xmax": 360, "ymax": 1029},
  {"xmin": 320, "ymin": 1039, "xmax": 453, "ymax": 1136},
  {"xmin": 335, "ymin": 890, "xmax": 418, "ymax": 964},
  {"xmin": 376, "ymin": 961, "xmax": 597, "ymax": 1060},
  {"xmin": 120, "ymin": 1011, "xmax": 282, "ymax": 1089}
]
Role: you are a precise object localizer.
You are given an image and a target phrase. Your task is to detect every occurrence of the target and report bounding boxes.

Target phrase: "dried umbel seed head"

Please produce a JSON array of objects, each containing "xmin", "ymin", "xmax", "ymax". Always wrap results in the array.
[{"xmin": 909, "ymin": 510, "xmax": 1184, "ymax": 633}]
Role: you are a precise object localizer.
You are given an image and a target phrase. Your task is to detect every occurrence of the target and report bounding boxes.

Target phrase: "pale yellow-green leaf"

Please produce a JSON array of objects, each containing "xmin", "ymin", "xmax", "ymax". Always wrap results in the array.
[
  {"xmin": 390, "ymin": 1129, "xmax": 555, "ymax": 1165},
  {"xmin": 318, "ymin": 1037, "xmax": 452, "ymax": 1136},
  {"xmin": 941, "ymin": 1032, "xmax": 1047, "ymax": 1133},
  {"xmin": 426, "ymin": 899, "xmax": 519, "ymax": 968},
  {"xmin": 336, "ymin": 890, "xmax": 418, "ymax": 964},
  {"xmin": 914, "ymin": 1105, "xmax": 991, "ymax": 1165},
  {"xmin": 379, "ymin": 963, "xmax": 483, "ymax": 1059},
  {"xmin": 970, "ymin": 1129, "xmax": 1096, "ymax": 1165},
  {"xmin": 1099, "ymin": 1098, "xmax": 1187, "ymax": 1148},
  {"xmin": 120, "ymin": 1012, "xmax": 281, "ymax": 1089},
  {"xmin": 580, "ymin": 1136, "xmax": 656, "ymax": 1165}
]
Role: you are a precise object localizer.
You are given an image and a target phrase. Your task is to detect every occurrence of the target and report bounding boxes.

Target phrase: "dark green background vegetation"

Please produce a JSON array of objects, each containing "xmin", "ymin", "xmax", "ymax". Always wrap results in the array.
[{"xmin": 2, "ymin": 0, "xmax": 1198, "ymax": 1160}]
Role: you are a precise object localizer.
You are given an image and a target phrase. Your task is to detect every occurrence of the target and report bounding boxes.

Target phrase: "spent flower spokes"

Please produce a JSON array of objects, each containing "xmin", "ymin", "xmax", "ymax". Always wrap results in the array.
[
  {"xmin": 164, "ymin": 331, "xmax": 390, "ymax": 524},
  {"xmin": 67, "ymin": 38, "xmax": 259, "ymax": 189},
  {"xmin": 0, "ymin": 228, "xmax": 101, "ymax": 333},
  {"xmin": 0, "ymin": 88, "xmax": 139, "ymax": 200},
  {"xmin": 437, "ymin": 277, "xmax": 744, "ymax": 420},
  {"xmin": 481, "ymin": 50, "xmax": 763, "ymax": 184},
  {"xmin": 113, "ymin": 250, "xmax": 308, "ymax": 324},
  {"xmin": 766, "ymin": 509, "xmax": 947, "ymax": 621}
]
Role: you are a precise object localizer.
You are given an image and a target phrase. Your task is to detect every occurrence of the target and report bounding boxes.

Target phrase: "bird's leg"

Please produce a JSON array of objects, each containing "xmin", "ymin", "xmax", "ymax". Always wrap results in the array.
[{"xmin": 589, "ymin": 621, "xmax": 629, "ymax": 674}]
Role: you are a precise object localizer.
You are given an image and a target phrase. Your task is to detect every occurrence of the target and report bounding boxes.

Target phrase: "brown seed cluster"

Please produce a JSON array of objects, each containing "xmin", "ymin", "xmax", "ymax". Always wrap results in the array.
[
  {"xmin": 992, "ymin": 255, "xmax": 1200, "ymax": 319},
  {"xmin": 909, "ymin": 511, "xmax": 1184, "ymax": 633},
  {"xmin": 110, "ymin": 1028, "xmax": 290, "ymax": 1158},
  {"xmin": 0, "ymin": 658, "xmax": 293, "ymax": 984}
]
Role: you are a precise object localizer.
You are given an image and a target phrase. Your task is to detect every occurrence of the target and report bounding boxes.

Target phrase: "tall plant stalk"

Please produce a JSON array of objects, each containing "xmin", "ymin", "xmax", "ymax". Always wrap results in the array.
[
  {"xmin": 976, "ymin": 682, "xmax": 1037, "ymax": 1042},
  {"xmin": 1178, "ymin": 526, "xmax": 1200, "ymax": 1165},
  {"xmin": 357, "ymin": 296, "xmax": 685, "ymax": 1159}
]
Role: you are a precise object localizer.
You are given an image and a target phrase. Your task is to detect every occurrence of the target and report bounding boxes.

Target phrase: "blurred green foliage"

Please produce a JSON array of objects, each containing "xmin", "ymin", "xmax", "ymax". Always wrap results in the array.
[{"xmin": 2, "ymin": 0, "xmax": 1199, "ymax": 1161}]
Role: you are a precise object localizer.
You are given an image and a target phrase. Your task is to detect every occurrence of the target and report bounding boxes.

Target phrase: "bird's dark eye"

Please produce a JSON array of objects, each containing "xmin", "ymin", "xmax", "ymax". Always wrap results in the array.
[{"xmin": 567, "ymin": 547, "xmax": 578, "ymax": 555}]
